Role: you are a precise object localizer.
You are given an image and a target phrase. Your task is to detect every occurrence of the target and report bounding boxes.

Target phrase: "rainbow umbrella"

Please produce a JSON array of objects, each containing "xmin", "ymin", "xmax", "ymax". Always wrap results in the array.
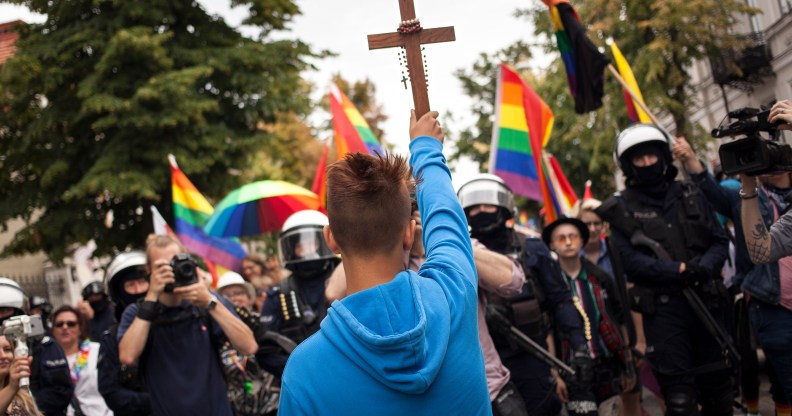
[{"xmin": 203, "ymin": 180, "xmax": 320, "ymax": 238}]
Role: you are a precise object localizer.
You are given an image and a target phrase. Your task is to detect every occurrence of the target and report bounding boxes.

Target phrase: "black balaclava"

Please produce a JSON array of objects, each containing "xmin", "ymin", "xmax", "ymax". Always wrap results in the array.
[
  {"xmin": 468, "ymin": 208, "xmax": 512, "ymax": 254},
  {"xmin": 90, "ymin": 297, "xmax": 110, "ymax": 313},
  {"xmin": 624, "ymin": 142, "xmax": 676, "ymax": 197},
  {"xmin": 289, "ymin": 259, "xmax": 337, "ymax": 280},
  {"xmin": 111, "ymin": 268, "xmax": 148, "ymax": 320}
]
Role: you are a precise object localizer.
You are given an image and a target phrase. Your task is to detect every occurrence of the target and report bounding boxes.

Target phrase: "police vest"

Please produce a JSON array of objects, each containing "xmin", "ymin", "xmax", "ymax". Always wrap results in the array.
[
  {"xmin": 619, "ymin": 184, "xmax": 712, "ymax": 264},
  {"xmin": 485, "ymin": 230, "xmax": 547, "ymax": 352},
  {"xmin": 276, "ymin": 276, "xmax": 329, "ymax": 344}
]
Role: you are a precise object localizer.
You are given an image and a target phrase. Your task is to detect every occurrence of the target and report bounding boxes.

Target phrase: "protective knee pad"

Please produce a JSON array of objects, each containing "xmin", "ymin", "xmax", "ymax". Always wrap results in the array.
[{"xmin": 665, "ymin": 385, "xmax": 699, "ymax": 416}]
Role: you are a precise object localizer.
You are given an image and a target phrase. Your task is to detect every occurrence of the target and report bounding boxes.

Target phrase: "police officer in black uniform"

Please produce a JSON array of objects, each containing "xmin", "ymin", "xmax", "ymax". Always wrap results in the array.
[
  {"xmin": 97, "ymin": 251, "xmax": 152, "ymax": 416},
  {"xmin": 457, "ymin": 175, "xmax": 589, "ymax": 416},
  {"xmin": 260, "ymin": 210, "xmax": 340, "ymax": 374},
  {"xmin": 598, "ymin": 124, "xmax": 732, "ymax": 415},
  {"xmin": 0, "ymin": 278, "xmax": 73, "ymax": 415},
  {"xmin": 81, "ymin": 281, "xmax": 115, "ymax": 341}
]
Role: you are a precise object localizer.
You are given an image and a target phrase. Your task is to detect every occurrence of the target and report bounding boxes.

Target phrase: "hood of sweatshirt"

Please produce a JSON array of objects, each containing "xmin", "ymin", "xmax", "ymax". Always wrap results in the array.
[{"xmin": 320, "ymin": 269, "xmax": 449, "ymax": 395}]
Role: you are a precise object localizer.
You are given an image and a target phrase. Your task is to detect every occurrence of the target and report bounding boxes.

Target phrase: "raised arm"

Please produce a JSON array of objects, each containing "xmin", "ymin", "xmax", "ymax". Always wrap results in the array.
[{"xmin": 408, "ymin": 110, "xmax": 477, "ymax": 295}]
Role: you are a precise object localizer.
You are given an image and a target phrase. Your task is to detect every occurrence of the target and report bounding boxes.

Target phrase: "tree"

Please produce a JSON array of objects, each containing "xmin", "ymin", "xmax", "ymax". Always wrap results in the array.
[
  {"xmin": 329, "ymin": 74, "xmax": 388, "ymax": 142},
  {"xmin": 0, "ymin": 0, "xmax": 319, "ymax": 261},
  {"xmin": 520, "ymin": 0, "xmax": 757, "ymax": 138}
]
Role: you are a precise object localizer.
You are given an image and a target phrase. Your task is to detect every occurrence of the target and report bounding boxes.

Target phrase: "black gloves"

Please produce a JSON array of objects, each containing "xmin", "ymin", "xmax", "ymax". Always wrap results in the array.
[{"xmin": 682, "ymin": 262, "xmax": 710, "ymax": 287}]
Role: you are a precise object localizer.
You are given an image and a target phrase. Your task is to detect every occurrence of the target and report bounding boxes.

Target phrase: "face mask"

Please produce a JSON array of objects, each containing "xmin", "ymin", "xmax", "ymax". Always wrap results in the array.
[
  {"xmin": 633, "ymin": 159, "xmax": 666, "ymax": 185},
  {"xmin": 90, "ymin": 298, "xmax": 110, "ymax": 313},
  {"xmin": 289, "ymin": 260, "xmax": 332, "ymax": 279},
  {"xmin": 469, "ymin": 211, "xmax": 505, "ymax": 235}
]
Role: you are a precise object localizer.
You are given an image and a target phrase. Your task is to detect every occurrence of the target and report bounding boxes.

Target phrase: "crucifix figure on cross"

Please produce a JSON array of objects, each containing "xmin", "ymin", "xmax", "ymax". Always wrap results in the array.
[{"xmin": 368, "ymin": 0, "xmax": 455, "ymax": 119}]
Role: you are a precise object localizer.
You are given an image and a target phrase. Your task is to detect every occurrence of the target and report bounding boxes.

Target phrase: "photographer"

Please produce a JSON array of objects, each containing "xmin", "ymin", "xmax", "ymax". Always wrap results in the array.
[
  {"xmin": 0, "ymin": 278, "xmax": 73, "ymax": 415},
  {"xmin": 740, "ymin": 99, "xmax": 792, "ymax": 399},
  {"xmin": 118, "ymin": 235, "xmax": 257, "ymax": 415},
  {"xmin": 674, "ymin": 134, "xmax": 792, "ymax": 411}
]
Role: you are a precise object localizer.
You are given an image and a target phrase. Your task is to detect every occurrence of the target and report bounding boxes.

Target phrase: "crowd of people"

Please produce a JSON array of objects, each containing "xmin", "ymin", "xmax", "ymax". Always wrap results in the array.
[{"xmin": 1, "ymin": 103, "xmax": 792, "ymax": 415}]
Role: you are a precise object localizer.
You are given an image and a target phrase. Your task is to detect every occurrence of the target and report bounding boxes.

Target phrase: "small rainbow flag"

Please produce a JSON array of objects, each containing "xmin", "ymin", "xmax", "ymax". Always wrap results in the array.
[
  {"xmin": 609, "ymin": 40, "xmax": 651, "ymax": 124},
  {"xmin": 543, "ymin": 0, "xmax": 609, "ymax": 114},
  {"xmin": 542, "ymin": 153, "xmax": 579, "ymax": 221},
  {"xmin": 311, "ymin": 143, "xmax": 330, "ymax": 212},
  {"xmin": 169, "ymin": 155, "xmax": 247, "ymax": 278},
  {"xmin": 490, "ymin": 63, "xmax": 554, "ymax": 202},
  {"xmin": 329, "ymin": 83, "xmax": 384, "ymax": 159}
]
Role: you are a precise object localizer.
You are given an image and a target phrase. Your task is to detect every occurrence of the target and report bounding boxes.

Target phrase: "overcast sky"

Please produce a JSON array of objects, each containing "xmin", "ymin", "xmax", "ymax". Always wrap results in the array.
[{"xmin": 0, "ymin": 0, "xmax": 551, "ymax": 185}]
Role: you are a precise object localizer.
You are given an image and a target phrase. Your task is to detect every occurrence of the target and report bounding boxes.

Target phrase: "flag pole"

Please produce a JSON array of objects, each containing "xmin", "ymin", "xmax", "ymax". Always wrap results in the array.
[{"xmin": 606, "ymin": 64, "xmax": 662, "ymax": 126}]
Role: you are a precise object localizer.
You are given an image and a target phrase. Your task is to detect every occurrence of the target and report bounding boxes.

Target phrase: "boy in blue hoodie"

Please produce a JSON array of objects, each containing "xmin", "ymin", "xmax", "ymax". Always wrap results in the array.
[{"xmin": 279, "ymin": 111, "xmax": 491, "ymax": 415}]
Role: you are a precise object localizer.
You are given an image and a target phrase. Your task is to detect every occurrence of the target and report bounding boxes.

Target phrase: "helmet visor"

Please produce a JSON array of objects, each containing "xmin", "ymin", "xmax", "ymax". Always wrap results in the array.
[{"xmin": 279, "ymin": 227, "xmax": 334, "ymax": 265}]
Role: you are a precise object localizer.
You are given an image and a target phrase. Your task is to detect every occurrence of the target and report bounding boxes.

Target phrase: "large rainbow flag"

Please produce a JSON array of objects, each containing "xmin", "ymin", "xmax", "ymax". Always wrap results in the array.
[
  {"xmin": 609, "ymin": 40, "xmax": 651, "ymax": 124},
  {"xmin": 543, "ymin": 0, "xmax": 609, "ymax": 114},
  {"xmin": 169, "ymin": 155, "xmax": 247, "ymax": 275},
  {"xmin": 329, "ymin": 83, "xmax": 384, "ymax": 159},
  {"xmin": 490, "ymin": 63, "xmax": 554, "ymax": 203}
]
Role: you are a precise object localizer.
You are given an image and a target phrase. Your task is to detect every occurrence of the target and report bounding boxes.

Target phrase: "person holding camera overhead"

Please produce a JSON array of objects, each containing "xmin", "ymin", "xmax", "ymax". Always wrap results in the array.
[
  {"xmin": 50, "ymin": 305, "xmax": 111, "ymax": 416},
  {"xmin": 740, "ymin": 98, "xmax": 792, "ymax": 400},
  {"xmin": 117, "ymin": 235, "xmax": 257, "ymax": 416}
]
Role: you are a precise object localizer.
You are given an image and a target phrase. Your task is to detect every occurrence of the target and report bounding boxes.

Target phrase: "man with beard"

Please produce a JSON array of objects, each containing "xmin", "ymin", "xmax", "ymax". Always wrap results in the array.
[
  {"xmin": 597, "ymin": 124, "xmax": 731, "ymax": 415},
  {"xmin": 457, "ymin": 174, "xmax": 589, "ymax": 415}
]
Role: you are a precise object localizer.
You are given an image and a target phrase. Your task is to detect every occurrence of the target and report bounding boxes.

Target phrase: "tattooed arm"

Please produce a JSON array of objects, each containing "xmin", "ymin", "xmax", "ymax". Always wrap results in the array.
[{"xmin": 741, "ymin": 175, "xmax": 772, "ymax": 264}]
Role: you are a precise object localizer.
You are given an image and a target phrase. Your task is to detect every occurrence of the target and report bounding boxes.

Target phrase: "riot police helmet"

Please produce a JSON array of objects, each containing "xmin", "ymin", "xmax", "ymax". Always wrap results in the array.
[
  {"xmin": 0, "ymin": 278, "xmax": 28, "ymax": 320},
  {"xmin": 279, "ymin": 210, "xmax": 338, "ymax": 275},
  {"xmin": 614, "ymin": 123, "xmax": 676, "ymax": 183},
  {"xmin": 30, "ymin": 296, "xmax": 52, "ymax": 318},
  {"xmin": 104, "ymin": 251, "xmax": 148, "ymax": 309},
  {"xmin": 457, "ymin": 174, "xmax": 516, "ymax": 218}
]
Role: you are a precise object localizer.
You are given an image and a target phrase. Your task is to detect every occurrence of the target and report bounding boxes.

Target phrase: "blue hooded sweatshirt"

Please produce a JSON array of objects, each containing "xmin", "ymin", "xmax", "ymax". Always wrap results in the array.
[{"xmin": 279, "ymin": 137, "xmax": 491, "ymax": 415}]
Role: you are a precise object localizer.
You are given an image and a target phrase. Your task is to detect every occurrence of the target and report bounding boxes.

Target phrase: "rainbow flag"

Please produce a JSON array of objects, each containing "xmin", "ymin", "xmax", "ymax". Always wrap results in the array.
[
  {"xmin": 609, "ymin": 40, "xmax": 651, "ymax": 124},
  {"xmin": 329, "ymin": 83, "xmax": 384, "ymax": 159},
  {"xmin": 542, "ymin": 153, "xmax": 579, "ymax": 221},
  {"xmin": 311, "ymin": 143, "xmax": 330, "ymax": 212},
  {"xmin": 169, "ymin": 155, "xmax": 247, "ymax": 277},
  {"xmin": 490, "ymin": 63, "xmax": 554, "ymax": 203},
  {"xmin": 543, "ymin": 0, "xmax": 609, "ymax": 114}
]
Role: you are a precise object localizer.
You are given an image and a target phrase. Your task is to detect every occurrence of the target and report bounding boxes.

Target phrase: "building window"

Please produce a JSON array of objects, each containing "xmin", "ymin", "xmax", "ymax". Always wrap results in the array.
[
  {"xmin": 781, "ymin": 0, "xmax": 792, "ymax": 14},
  {"xmin": 747, "ymin": 0, "xmax": 761, "ymax": 32}
]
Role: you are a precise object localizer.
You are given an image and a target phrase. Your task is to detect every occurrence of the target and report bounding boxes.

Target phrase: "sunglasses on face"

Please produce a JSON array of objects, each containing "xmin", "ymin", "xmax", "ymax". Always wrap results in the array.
[
  {"xmin": 553, "ymin": 233, "xmax": 581, "ymax": 244},
  {"xmin": 53, "ymin": 321, "xmax": 78, "ymax": 329}
]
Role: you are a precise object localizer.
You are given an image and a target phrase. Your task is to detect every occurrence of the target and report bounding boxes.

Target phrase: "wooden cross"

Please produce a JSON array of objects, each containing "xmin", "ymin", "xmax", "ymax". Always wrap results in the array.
[{"xmin": 368, "ymin": 0, "xmax": 455, "ymax": 118}]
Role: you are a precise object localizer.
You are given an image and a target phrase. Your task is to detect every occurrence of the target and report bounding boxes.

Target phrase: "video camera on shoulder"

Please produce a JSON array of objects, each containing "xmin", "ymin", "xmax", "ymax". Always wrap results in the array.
[
  {"xmin": 165, "ymin": 253, "xmax": 199, "ymax": 292},
  {"xmin": 712, "ymin": 106, "xmax": 792, "ymax": 175}
]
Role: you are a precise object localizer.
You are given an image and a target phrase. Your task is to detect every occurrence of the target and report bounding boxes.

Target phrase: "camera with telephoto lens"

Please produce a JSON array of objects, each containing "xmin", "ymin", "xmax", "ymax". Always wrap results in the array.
[
  {"xmin": 712, "ymin": 106, "xmax": 792, "ymax": 175},
  {"xmin": 166, "ymin": 253, "xmax": 198, "ymax": 292},
  {"xmin": 3, "ymin": 315, "xmax": 45, "ymax": 388}
]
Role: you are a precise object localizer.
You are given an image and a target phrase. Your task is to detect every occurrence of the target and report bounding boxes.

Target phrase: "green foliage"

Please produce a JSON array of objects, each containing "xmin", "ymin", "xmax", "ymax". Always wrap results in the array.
[
  {"xmin": 453, "ymin": 0, "xmax": 757, "ymax": 201},
  {"xmin": 0, "ymin": 0, "xmax": 318, "ymax": 261}
]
